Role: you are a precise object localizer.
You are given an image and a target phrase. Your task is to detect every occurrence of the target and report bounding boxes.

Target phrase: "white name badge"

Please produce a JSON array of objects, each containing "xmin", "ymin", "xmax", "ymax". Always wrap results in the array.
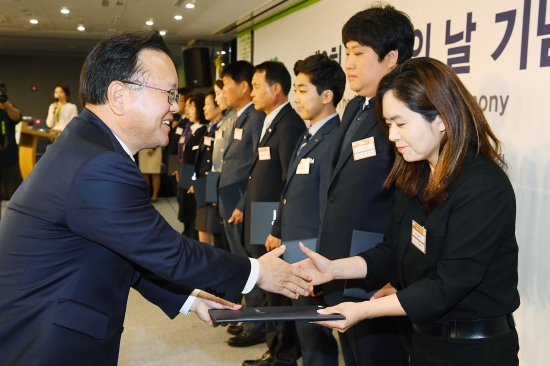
[
  {"xmin": 204, "ymin": 136, "xmax": 212, "ymax": 146},
  {"xmin": 175, "ymin": 127, "xmax": 183, "ymax": 135},
  {"xmin": 296, "ymin": 158, "xmax": 311, "ymax": 174},
  {"xmin": 352, "ymin": 137, "xmax": 377, "ymax": 161},
  {"xmin": 192, "ymin": 145, "xmax": 199, "ymax": 151},
  {"xmin": 178, "ymin": 136, "xmax": 185, "ymax": 144},
  {"xmin": 411, "ymin": 220, "xmax": 427, "ymax": 254},
  {"xmin": 215, "ymin": 130, "xmax": 223, "ymax": 140},
  {"xmin": 258, "ymin": 147, "xmax": 271, "ymax": 160},
  {"xmin": 234, "ymin": 128, "xmax": 243, "ymax": 140}
]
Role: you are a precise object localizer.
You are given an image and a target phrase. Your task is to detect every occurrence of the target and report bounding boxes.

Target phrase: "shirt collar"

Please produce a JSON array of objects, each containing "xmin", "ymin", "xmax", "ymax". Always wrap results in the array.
[
  {"xmin": 112, "ymin": 132, "xmax": 135, "ymax": 161},
  {"xmin": 236, "ymin": 102, "xmax": 254, "ymax": 117},
  {"xmin": 363, "ymin": 97, "xmax": 372, "ymax": 110},
  {"xmin": 309, "ymin": 112, "xmax": 337, "ymax": 137},
  {"xmin": 264, "ymin": 101, "xmax": 289, "ymax": 127}
]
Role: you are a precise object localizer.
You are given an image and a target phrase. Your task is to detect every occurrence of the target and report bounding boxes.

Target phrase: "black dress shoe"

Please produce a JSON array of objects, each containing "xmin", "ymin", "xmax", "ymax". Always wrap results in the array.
[
  {"xmin": 227, "ymin": 324, "xmax": 243, "ymax": 335},
  {"xmin": 242, "ymin": 350, "xmax": 272, "ymax": 366},
  {"xmin": 227, "ymin": 330, "xmax": 266, "ymax": 348}
]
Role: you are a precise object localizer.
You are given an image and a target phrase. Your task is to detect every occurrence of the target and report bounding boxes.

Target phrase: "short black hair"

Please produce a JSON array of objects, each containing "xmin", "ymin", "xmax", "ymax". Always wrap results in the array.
[
  {"xmin": 253, "ymin": 61, "xmax": 291, "ymax": 96},
  {"xmin": 79, "ymin": 30, "xmax": 171, "ymax": 105},
  {"xmin": 293, "ymin": 54, "xmax": 346, "ymax": 107},
  {"xmin": 342, "ymin": 4, "xmax": 414, "ymax": 64},
  {"xmin": 221, "ymin": 60, "xmax": 254, "ymax": 90}
]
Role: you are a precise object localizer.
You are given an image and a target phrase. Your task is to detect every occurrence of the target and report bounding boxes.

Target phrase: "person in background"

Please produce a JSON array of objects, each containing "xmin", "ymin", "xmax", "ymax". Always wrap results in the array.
[
  {"xmin": 316, "ymin": 5, "xmax": 415, "ymax": 365},
  {"xmin": 138, "ymin": 146, "xmax": 162, "ymax": 202},
  {"xmin": 46, "ymin": 84, "xmax": 78, "ymax": 132},
  {"xmin": 212, "ymin": 79, "xmax": 236, "ymax": 174},
  {"xmin": 265, "ymin": 53, "xmax": 345, "ymax": 366},
  {"xmin": 242, "ymin": 61, "xmax": 306, "ymax": 366},
  {"xmin": 298, "ymin": 57, "xmax": 520, "ymax": 366},
  {"xmin": 0, "ymin": 82, "xmax": 23, "ymax": 204},
  {"xmin": 178, "ymin": 92, "xmax": 207, "ymax": 240},
  {"xmin": 218, "ymin": 61, "xmax": 266, "ymax": 349},
  {"xmin": 194, "ymin": 90, "xmax": 224, "ymax": 247}
]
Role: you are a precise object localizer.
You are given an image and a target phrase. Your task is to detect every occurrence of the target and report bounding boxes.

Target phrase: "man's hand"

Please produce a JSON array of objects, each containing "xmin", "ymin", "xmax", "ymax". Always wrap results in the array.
[
  {"xmin": 228, "ymin": 208, "xmax": 243, "ymax": 225},
  {"xmin": 187, "ymin": 185, "xmax": 194, "ymax": 194},
  {"xmin": 293, "ymin": 242, "xmax": 335, "ymax": 286},
  {"xmin": 171, "ymin": 170, "xmax": 179, "ymax": 183},
  {"xmin": 265, "ymin": 234, "xmax": 282, "ymax": 251},
  {"xmin": 190, "ymin": 290, "xmax": 241, "ymax": 327},
  {"xmin": 257, "ymin": 245, "xmax": 313, "ymax": 299}
]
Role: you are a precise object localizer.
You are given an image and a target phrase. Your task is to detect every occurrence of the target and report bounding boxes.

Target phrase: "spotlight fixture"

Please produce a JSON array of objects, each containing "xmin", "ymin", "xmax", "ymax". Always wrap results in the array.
[
  {"xmin": 146, "ymin": 20, "xmax": 154, "ymax": 26},
  {"xmin": 174, "ymin": 15, "xmax": 182, "ymax": 20},
  {"xmin": 61, "ymin": 8, "xmax": 70, "ymax": 14},
  {"xmin": 221, "ymin": 51, "xmax": 226, "ymax": 55},
  {"xmin": 185, "ymin": 3, "xmax": 195, "ymax": 9},
  {"xmin": 159, "ymin": 30, "xmax": 166, "ymax": 36},
  {"xmin": 30, "ymin": 19, "xmax": 38, "ymax": 24},
  {"xmin": 77, "ymin": 24, "xmax": 85, "ymax": 31}
]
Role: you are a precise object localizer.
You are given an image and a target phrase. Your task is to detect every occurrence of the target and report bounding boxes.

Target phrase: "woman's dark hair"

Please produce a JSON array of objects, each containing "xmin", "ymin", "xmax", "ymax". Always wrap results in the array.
[
  {"xmin": 186, "ymin": 91, "xmax": 206, "ymax": 124},
  {"xmin": 293, "ymin": 54, "xmax": 346, "ymax": 107},
  {"xmin": 79, "ymin": 30, "xmax": 170, "ymax": 105},
  {"xmin": 205, "ymin": 90, "xmax": 218, "ymax": 107},
  {"xmin": 342, "ymin": 3, "xmax": 414, "ymax": 64},
  {"xmin": 253, "ymin": 61, "xmax": 291, "ymax": 96},
  {"xmin": 214, "ymin": 79, "xmax": 224, "ymax": 90},
  {"xmin": 377, "ymin": 57, "xmax": 506, "ymax": 211},
  {"xmin": 55, "ymin": 84, "xmax": 71, "ymax": 98}
]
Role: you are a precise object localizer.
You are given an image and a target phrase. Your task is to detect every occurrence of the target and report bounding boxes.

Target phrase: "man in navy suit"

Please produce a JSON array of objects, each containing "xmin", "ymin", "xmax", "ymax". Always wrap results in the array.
[
  {"xmin": 218, "ymin": 61, "xmax": 267, "ymax": 347},
  {"xmin": 316, "ymin": 5, "xmax": 415, "ymax": 366},
  {"xmin": 241, "ymin": 62, "xmax": 306, "ymax": 366},
  {"xmin": 0, "ymin": 31, "xmax": 313, "ymax": 366},
  {"xmin": 265, "ymin": 54, "xmax": 346, "ymax": 366}
]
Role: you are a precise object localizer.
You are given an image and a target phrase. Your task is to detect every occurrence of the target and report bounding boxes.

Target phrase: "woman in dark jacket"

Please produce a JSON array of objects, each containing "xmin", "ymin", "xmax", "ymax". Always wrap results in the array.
[{"xmin": 298, "ymin": 57, "xmax": 519, "ymax": 366}]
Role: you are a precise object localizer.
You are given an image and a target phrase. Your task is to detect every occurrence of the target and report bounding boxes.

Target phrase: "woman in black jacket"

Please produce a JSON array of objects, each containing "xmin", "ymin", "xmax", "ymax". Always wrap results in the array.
[{"xmin": 298, "ymin": 58, "xmax": 519, "ymax": 366}]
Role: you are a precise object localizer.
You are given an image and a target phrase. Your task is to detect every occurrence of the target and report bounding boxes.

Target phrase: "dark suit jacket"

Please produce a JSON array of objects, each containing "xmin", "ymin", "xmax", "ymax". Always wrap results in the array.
[
  {"xmin": 218, "ymin": 103, "xmax": 265, "ymax": 220},
  {"xmin": 0, "ymin": 109, "xmax": 250, "ymax": 365},
  {"xmin": 318, "ymin": 96, "xmax": 395, "ymax": 306},
  {"xmin": 271, "ymin": 115, "xmax": 340, "ymax": 242},
  {"xmin": 244, "ymin": 103, "xmax": 306, "ymax": 256},
  {"xmin": 359, "ymin": 154, "xmax": 520, "ymax": 326}
]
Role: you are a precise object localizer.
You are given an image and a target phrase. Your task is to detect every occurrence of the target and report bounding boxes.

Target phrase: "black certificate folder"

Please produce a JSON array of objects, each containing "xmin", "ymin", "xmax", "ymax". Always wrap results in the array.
[
  {"xmin": 209, "ymin": 306, "xmax": 345, "ymax": 323},
  {"xmin": 178, "ymin": 163, "xmax": 196, "ymax": 190},
  {"xmin": 343, "ymin": 230, "xmax": 384, "ymax": 301},
  {"xmin": 250, "ymin": 202, "xmax": 279, "ymax": 244},
  {"xmin": 282, "ymin": 238, "xmax": 317, "ymax": 263}
]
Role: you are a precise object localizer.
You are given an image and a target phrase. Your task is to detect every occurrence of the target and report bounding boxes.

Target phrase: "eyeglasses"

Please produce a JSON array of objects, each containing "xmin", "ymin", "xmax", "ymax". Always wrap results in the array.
[{"xmin": 121, "ymin": 80, "xmax": 180, "ymax": 105}]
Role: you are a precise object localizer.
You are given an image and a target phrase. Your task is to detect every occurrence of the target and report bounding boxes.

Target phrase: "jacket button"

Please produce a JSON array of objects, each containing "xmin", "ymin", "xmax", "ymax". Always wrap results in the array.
[
  {"xmin": 283, "ymin": 199, "xmax": 287, "ymax": 204},
  {"xmin": 328, "ymin": 197, "xmax": 334, "ymax": 203},
  {"xmin": 249, "ymin": 176, "xmax": 252, "ymax": 179},
  {"xmin": 223, "ymin": 161, "xmax": 226, "ymax": 165},
  {"xmin": 207, "ymin": 160, "xmax": 210, "ymax": 163}
]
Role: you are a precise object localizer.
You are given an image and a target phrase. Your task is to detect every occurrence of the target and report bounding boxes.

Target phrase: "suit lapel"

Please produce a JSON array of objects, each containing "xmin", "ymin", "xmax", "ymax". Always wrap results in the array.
[
  {"xmin": 223, "ymin": 105, "xmax": 249, "ymax": 157},
  {"xmin": 258, "ymin": 103, "xmax": 291, "ymax": 147}
]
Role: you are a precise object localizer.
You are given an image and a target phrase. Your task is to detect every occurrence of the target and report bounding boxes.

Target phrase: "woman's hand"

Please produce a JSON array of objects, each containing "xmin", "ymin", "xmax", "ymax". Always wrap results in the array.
[
  {"xmin": 146, "ymin": 149, "xmax": 154, "ymax": 156},
  {"xmin": 293, "ymin": 242, "xmax": 335, "ymax": 286},
  {"xmin": 314, "ymin": 302, "xmax": 367, "ymax": 332},
  {"xmin": 371, "ymin": 283, "xmax": 397, "ymax": 299},
  {"xmin": 187, "ymin": 186, "xmax": 194, "ymax": 194}
]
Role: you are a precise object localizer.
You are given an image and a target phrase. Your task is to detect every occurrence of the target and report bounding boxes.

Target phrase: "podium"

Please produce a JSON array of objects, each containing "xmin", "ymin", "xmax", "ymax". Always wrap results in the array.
[{"xmin": 18, "ymin": 122, "xmax": 59, "ymax": 179}]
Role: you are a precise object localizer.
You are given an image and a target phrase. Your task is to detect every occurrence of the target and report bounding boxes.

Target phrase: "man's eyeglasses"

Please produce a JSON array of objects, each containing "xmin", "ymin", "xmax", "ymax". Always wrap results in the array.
[{"xmin": 121, "ymin": 81, "xmax": 180, "ymax": 105}]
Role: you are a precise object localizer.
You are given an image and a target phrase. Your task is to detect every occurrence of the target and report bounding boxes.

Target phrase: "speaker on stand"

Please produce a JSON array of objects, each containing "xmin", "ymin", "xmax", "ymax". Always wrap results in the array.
[{"xmin": 182, "ymin": 47, "xmax": 213, "ymax": 88}]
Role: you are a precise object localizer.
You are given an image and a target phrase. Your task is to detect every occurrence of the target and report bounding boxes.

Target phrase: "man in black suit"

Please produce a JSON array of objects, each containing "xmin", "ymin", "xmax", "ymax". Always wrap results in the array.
[
  {"xmin": 218, "ymin": 61, "xmax": 267, "ymax": 347},
  {"xmin": 317, "ymin": 5, "xmax": 415, "ymax": 366},
  {"xmin": 266, "ymin": 54, "xmax": 345, "ymax": 366},
  {"xmin": 241, "ymin": 62, "xmax": 306, "ymax": 366}
]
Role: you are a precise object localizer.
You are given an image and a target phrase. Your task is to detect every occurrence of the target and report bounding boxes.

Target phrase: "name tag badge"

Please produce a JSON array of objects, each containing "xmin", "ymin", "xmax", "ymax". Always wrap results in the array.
[
  {"xmin": 411, "ymin": 220, "xmax": 427, "ymax": 254},
  {"xmin": 296, "ymin": 158, "xmax": 311, "ymax": 174},
  {"xmin": 192, "ymin": 145, "xmax": 199, "ymax": 151},
  {"xmin": 258, "ymin": 147, "xmax": 271, "ymax": 160},
  {"xmin": 215, "ymin": 130, "xmax": 223, "ymax": 140},
  {"xmin": 352, "ymin": 137, "xmax": 377, "ymax": 161},
  {"xmin": 175, "ymin": 127, "xmax": 183, "ymax": 135},
  {"xmin": 234, "ymin": 128, "xmax": 243, "ymax": 140},
  {"xmin": 178, "ymin": 136, "xmax": 185, "ymax": 144},
  {"xmin": 204, "ymin": 136, "xmax": 212, "ymax": 146}
]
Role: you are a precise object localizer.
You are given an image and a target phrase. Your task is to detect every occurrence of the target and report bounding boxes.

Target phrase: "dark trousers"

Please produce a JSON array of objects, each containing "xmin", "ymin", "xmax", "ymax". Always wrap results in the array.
[
  {"xmin": 292, "ymin": 295, "xmax": 338, "ymax": 366},
  {"xmin": 0, "ymin": 162, "xmax": 23, "ymax": 200},
  {"xmin": 338, "ymin": 316, "xmax": 411, "ymax": 366}
]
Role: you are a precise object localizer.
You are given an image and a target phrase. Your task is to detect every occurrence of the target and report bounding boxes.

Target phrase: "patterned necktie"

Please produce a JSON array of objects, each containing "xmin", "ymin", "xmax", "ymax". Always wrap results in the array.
[{"xmin": 297, "ymin": 131, "xmax": 312, "ymax": 156}]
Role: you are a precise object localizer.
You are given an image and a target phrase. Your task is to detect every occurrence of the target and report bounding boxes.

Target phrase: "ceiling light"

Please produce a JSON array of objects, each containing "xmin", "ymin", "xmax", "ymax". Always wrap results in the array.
[
  {"xmin": 221, "ymin": 51, "xmax": 226, "ymax": 55},
  {"xmin": 61, "ymin": 8, "xmax": 70, "ymax": 14},
  {"xmin": 30, "ymin": 19, "xmax": 38, "ymax": 24},
  {"xmin": 221, "ymin": 63, "xmax": 225, "ymax": 66},
  {"xmin": 77, "ymin": 25, "xmax": 85, "ymax": 31},
  {"xmin": 186, "ymin": 3, "xmax": 195, "ymax": 9},
  {"xmin": 146, "ymin": 20, "xmax": 153, "ymax": 26},
  {"xmin": 174, "ymin": 15, "xmax": 182, "ymax": 20},
  {"xmin": 159, "ymin": 31, "xmax": 166, "ymax": 36}
]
